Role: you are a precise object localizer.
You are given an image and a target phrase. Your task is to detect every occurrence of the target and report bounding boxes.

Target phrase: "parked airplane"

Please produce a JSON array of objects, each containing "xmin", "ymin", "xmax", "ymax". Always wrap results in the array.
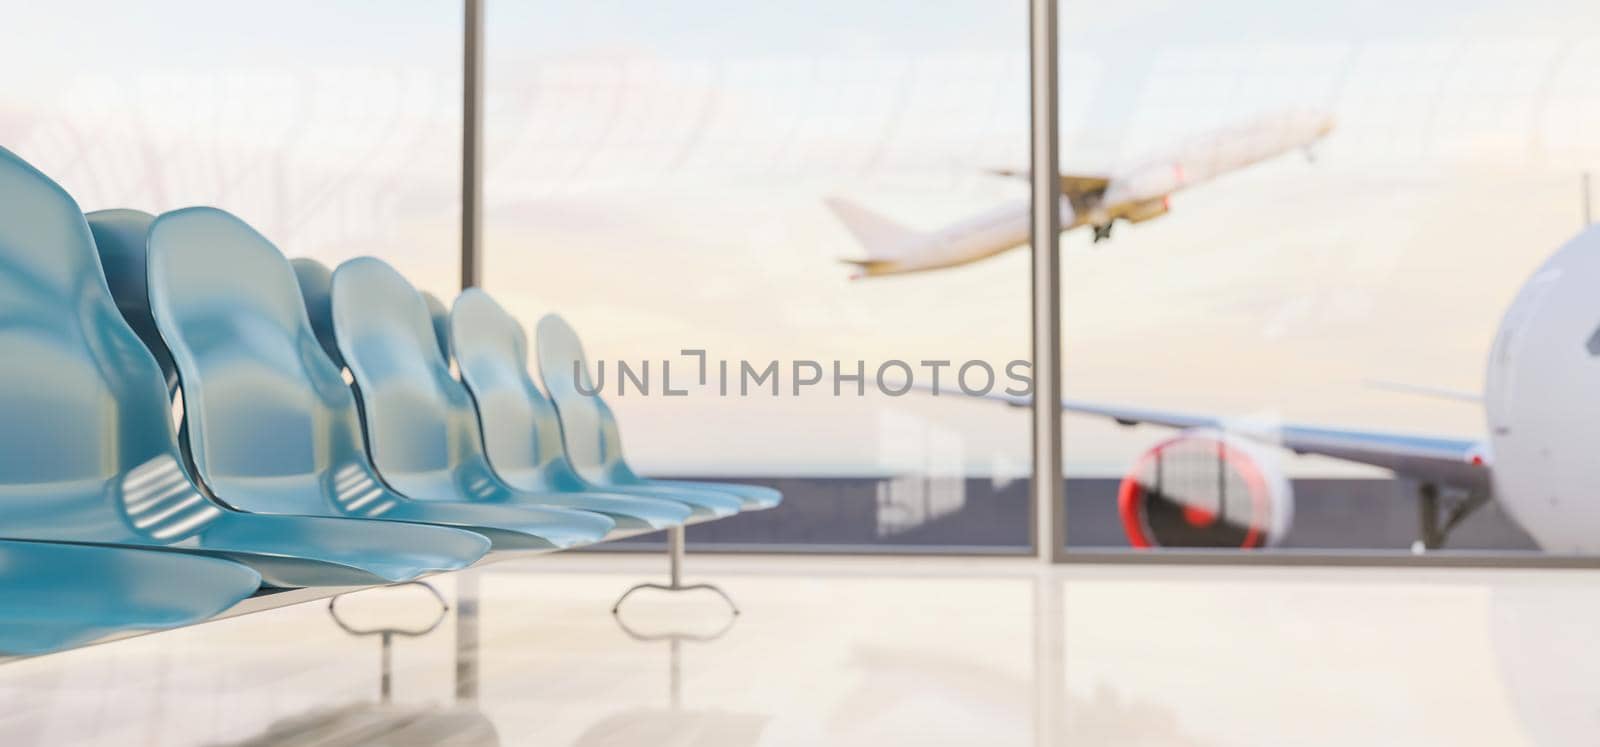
[
  {"xmin": 938, "ymin": 225, "xmax": 1600, "ymax": 554},
  {"xmin": 830, "ymin": 108, "xmax": 1335, "ymax": 278}
]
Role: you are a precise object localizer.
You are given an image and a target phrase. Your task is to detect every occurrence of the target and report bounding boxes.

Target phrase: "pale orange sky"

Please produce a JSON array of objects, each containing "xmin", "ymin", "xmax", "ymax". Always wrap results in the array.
[{"xmin": 5, "ymin": 3, "xmax": 1600, "ymax": 476}]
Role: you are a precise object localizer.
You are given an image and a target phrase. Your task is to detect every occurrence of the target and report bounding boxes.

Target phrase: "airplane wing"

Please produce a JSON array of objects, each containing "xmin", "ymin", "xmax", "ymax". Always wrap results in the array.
[
  {"xmin": 988, "ymin": 169, "xmax": 1110, "ymax": 201},
  {"xmin": 937, "ymin": 389, "xmax": 1491, "ymax": 492},
  {"xmin": 1362, "ymin": 379, "xmax": 1483, "ymax": 404},
  {"xmin": 1058, "ymin": 174, "xmax": 1111, "ymax": 198}
]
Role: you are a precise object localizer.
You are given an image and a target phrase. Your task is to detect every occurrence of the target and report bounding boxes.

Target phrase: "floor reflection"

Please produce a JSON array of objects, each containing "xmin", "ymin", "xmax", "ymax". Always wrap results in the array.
[
  {"xmin": 574, "ymin": 598, "xmax": 767, "ymax": 746},
  {"xmin": 841, "ymin": 646, "xmax": 1211, "ymax": 746},
  {"xmin": 1489, "ymin": 581, "xmax": 1600, "ymax": 746},
  {"xmin": 0, "ymin": 559, "xmax": 1597, "ymax": 745},
  {"xmin": 214, "ymin": 703, "xmax": 499, "ymax": 747}
]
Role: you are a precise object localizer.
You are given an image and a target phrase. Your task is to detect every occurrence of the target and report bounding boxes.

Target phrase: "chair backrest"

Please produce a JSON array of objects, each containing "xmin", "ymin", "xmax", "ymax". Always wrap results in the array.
[
  {"xmin": 329, "ymin": 257, "xmax": 506, "ymax": 501},
  {"xmin": 534, "ymin": 315, "xmax": 639, "ymax": 485},
  {"xmin": 0, "ymin": 146, "xmax": 222, "ymax": 540},
  {"xmin": 451, "ymin": 289, "xmax": 591, "ymax": 492},
  {"xmin": 289, "ymin": 257, "xmax": 346, "ymax": 370},
  {"xmin": 86, "ymin": 208, "xmax": 181, "ymax": 392},
  {"xmin": 421, "ymin": 291, "xmax": 452, "ymax": 363},
  {"xmin": 144, "ymin": 207, "xmax": 397, "ymax": 518}
]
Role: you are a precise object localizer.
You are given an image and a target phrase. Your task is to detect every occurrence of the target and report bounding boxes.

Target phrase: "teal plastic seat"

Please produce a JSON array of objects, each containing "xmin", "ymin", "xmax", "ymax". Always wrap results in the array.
[
  {"xmin": 91, "ymin": 209, "xmax": 181, "ymax": 392},
  {"xmin": 535, "ymin": 315, "xmax": 783, "ymax": 512},
  {"xmin": 421, "ymin": 290, "xmax": 453, "ymax": 361},
  {"xmin": 288, "ymin": 257, "xmax": 347, "ymax": 370},
  {"xmin": 0, "ymin": 148, "xmax": 486, "ymax": 588},
  {"xmin": 450, "ymin": 289, "xmax": 703, "ymax": 525},
  {"xmin": 130, "ymin": 208, "xmax": 614, "ymax": 552},
  {"xmin": 326, "ymin": 258, "xmax": 688, "ymax": 531},
  {"xmin": 0, "ymin": 539, "xmax": 260, "ymax": 656}
]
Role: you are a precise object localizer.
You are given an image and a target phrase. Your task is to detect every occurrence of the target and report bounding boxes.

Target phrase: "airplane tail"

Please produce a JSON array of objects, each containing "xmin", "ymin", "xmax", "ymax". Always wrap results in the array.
[{"xmin": 824, "ymin": 197, "xmax": 920, "ymax": 259}]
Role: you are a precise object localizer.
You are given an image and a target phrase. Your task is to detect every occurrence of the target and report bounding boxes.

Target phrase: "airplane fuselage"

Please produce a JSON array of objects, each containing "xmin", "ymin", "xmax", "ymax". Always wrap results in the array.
[
  {"xmin": 841, "ymin": 109, "xmax": 1336, "ymax": 277},
  {"xmin": 1483, "ymin": 226, "xmax": 1600, "ymax": 553}
]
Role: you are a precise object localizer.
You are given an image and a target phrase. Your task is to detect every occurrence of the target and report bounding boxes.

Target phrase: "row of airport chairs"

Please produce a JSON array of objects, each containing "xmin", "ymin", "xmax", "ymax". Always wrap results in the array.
[{"xmin": 0, "ymin": 146, "xmax": 780, "ymax": 656}]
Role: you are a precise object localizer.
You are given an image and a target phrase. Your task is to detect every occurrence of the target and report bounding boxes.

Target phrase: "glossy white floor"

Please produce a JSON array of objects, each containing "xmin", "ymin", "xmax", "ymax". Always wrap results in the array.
[{"xmin": 0, "ymin": 555, "xmax": 1595, "ymax": 746}]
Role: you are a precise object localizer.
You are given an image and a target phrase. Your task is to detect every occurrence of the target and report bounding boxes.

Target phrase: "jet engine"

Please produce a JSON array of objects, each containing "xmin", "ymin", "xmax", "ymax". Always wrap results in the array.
[{"xmin": 1117, "ymin": 430, "xmax": 1293, "ymax": 549}]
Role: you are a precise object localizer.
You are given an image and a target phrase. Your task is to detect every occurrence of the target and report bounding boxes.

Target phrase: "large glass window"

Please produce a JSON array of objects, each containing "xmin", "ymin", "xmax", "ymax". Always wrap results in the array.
[
  {"xmin": 1, "ymin": 1, "xmax": 463, "ymax": 298},
  {"xmin": 483, "ymin": 2, "xmax": 1034, "ymax": 552},
  {"xmin": 1058, "ymin": 1, "xmax": 1600, "ymax": 556},
  {"xmin": 13, "ymin": 1, "xmax": 1596, "ymax": 561}
]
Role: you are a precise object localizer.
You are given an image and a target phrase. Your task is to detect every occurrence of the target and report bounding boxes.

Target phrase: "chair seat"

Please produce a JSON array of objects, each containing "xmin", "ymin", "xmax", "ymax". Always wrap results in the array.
[
  {"xmin": 486, "ymin": 489, "xmax": 693, "ymax": 531},
  {"xmin": 0, "ymin": 460, "xmax": 489, "ymax": 588},
  {"xmin": 647, "ymin": 479, "xmax": 784, "ymax": 511},
  {"xmin": 190, "ymin": 511, "xmax": 489, "ymax": 587},
  {"xmin": 380, "ymin": 499, "xmax": 615, "ymax": 550},
  {"xmin": 0, "ymin": 540, "xmax": 260, "ymax": 656},
  {"xmin": 580, "ymin": 482, "xmax": 743, "ymax": 519}
]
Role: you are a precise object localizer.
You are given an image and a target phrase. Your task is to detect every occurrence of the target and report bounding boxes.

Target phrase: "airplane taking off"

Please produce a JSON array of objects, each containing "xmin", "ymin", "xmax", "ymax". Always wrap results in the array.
[
  {"xmin": 830, "ymin": 108, "xmax": 1335, "ymax": 278},
  {"xmin": 940, "ymin": 225, "xmax": 1600, "ymax": 554}
]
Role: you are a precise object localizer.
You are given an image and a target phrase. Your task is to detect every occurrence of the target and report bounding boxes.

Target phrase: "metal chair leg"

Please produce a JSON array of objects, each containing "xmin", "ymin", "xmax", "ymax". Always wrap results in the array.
[
  {"xmin": 612, "ymin": 525, "xmax": 740, "ymax": 615},
  {"xmin": 326, "ymin": 581, "xmax": 450, "ymax": 702}
]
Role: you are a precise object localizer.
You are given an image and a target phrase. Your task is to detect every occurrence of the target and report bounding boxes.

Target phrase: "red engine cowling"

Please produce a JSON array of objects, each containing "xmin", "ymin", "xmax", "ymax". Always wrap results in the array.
[{"xmin": 1117, "ymin": 430, "xmax": 1293, "ymax": 549}]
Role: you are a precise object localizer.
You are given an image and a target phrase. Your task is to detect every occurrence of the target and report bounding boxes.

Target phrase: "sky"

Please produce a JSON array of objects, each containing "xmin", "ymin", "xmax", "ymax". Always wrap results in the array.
[{"xmin": 4, "ymin": 1, "xmax": 1600, "ymax": 478}]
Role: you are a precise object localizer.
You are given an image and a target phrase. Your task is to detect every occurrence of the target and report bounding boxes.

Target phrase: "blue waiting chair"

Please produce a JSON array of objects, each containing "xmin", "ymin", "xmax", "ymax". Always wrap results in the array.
[
  {"xmin": 0, "ymin": 147, "xmax": 487, "ymax": 589},
  {"xmin": 451, "ymin": 291, "xmax": 754, "ymax": 613},
  {"xmin": 318, "ymin": 257, "xmax": 691, "ymax": 532},
  {"xmin": 449, "ymin": 288, "xmax": 729, "ymax": 520},
  {"xmin": 533, "ymin": 315, "xmax": 784, "ymax": 614},
  {"xmin": 0, "ymin": 540, "xmax": 260, "ymax": 656},
  {"xmin": 109, "ymin": 207, "xmax": 616, "ymax": 552},
  {"xmin": 534, "ymin": 315, "xmax": 783, "ymax": 511}
]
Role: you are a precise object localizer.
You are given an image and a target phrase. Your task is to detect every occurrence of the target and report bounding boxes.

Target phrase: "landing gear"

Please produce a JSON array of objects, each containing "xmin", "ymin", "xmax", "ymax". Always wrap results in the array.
[
  {"xmin": 1091, "ymin": 223, "xmax": 1114, "ymax": 243},
  {"xmin": 1415, "ymin": 482, "xmax": 1491, "ymax": 551}
]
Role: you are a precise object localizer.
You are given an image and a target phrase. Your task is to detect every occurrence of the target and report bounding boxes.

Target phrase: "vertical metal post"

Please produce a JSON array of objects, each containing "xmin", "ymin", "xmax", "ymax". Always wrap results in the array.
[
  {"xmin": 1029, "ymin": 0, "xmax": 1065, "ymax": 562},
  {"xmin": 379, "ymin": 632, "xmax": 394, "ymax": 703},
  {"xmin": 454, "ymin": 1, "xmax": 486, "ymax": 703},
  {"xmin": 669, "ymin": 637, "xmax": 684, "ymax": 710},
  {"xmin": 461, "ymin": 0, "xmax": 485, "ymax": 290},
  {"xmin": 455, "ymin": 571, "xmax": 480, "ymax": 701},
  {"xmin": 668, "ymin": 525, "xmax": 685, "ymax": 588}
]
